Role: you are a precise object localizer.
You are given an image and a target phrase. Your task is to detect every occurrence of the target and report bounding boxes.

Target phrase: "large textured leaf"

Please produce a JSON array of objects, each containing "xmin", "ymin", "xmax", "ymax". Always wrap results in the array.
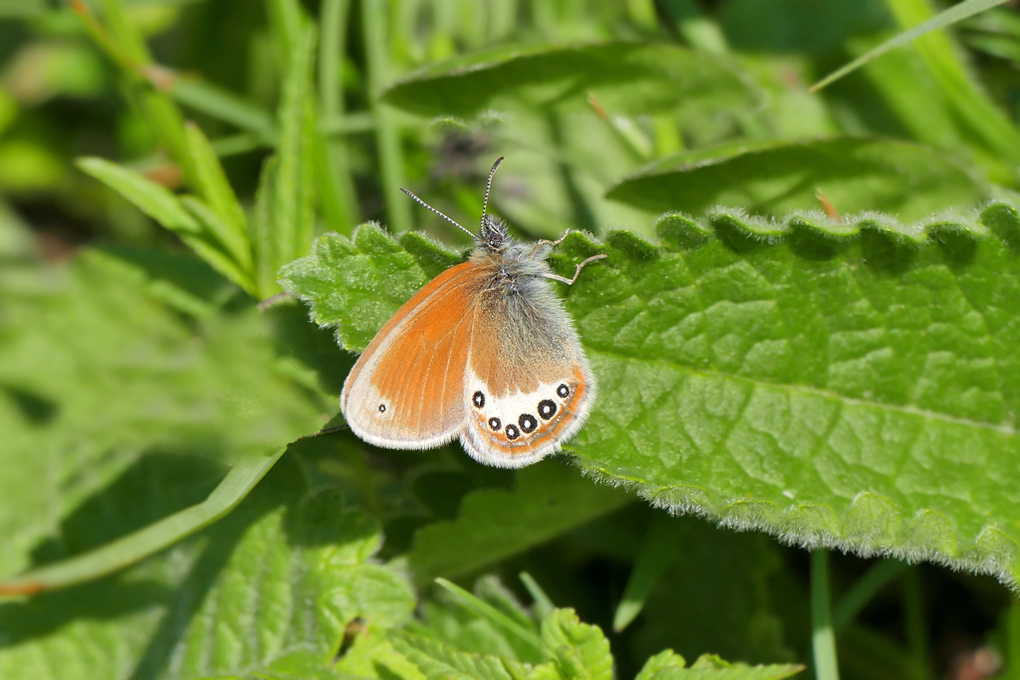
[
  {"xmin": 0, "ymin": 249, "xmax": 321, "ymax": 582},
  {"xmin": 280, "ymin": 202, "xmax": 1020, "ymax": 588},
  {"xmin": 0, "ymin": 452, "xmax": 416, "ymax": 679},
  {"xmin": 382, "ymin": 41, "xmax": 757, "ymax": 118},
  {"xmin": 606, "ymin": 137, "xmax": 989, "ymax": 222}
]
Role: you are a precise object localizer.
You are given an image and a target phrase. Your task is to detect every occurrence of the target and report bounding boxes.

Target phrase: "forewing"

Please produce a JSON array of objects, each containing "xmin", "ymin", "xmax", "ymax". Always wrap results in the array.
[{"xmin": 341, "ymin": 262, "xmax": 484, "ymax": 449}]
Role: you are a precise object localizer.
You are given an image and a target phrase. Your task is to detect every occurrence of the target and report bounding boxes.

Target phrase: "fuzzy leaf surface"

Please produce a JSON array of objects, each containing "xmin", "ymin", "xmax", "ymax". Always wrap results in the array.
[{"xmin": 281, "ymin": 203, "xmax": 1020, "ymax": 587}]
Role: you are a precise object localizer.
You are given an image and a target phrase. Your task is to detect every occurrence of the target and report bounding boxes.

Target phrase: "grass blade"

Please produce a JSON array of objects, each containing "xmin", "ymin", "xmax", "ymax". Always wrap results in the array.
[
  {"xmin": 810, "ymin": 0, "xmax": 1010, "ymax": 92},
  {"xmin": 434, "ymin": 578, "xmax": 543, "ymax": 654},
  {"xmin": 613, "ymin": 514, "xmax": 680, "ymax": 632}
]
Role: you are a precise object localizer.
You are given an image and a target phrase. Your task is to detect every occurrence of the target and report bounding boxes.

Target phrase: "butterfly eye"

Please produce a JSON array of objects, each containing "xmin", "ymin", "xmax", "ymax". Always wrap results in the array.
[
  {"xmin": 473, "ymin": 391, "xmax": 486, "ymax": 408},
  {"xmin": 518, "ymin": 414, "xmax": 538, "ymax": 433},
  {"xmin": 488, "ymin": 417, "xmax": 501, "ymax": 431},
  {"xmin": 378, "ymin": 403, "xmax": 387, "ymax": 413},
  {"xmin": 557, "ymin": 384, "xmax": 570, "ymax": 398},
  {"xmin": 538, "ymin": 399, "xmax": 557, "ymax": 420},
  {"xmin": 505, "ymin": 424, "xmax": 521, "ymax": 440}
]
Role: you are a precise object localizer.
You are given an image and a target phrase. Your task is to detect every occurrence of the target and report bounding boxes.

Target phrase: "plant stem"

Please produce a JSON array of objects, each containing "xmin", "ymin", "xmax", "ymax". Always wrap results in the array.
[
  {"xmin": 362, "ymin": 0, "xmax": 410, "ymax": 233},
  {"xmin": 812, "ymin": 550, "xmax": 841, "ymax": 680},
  {"xmin": 832, "ymin": 559, "xmax": 909, "ymax": 634},
  {"xmin": 317, "ymin": 0, "xmax": 360, "ymax": 233},
  {"xmin": 903, "ymin": 569, "xmax": 933, "ymax": 680}
]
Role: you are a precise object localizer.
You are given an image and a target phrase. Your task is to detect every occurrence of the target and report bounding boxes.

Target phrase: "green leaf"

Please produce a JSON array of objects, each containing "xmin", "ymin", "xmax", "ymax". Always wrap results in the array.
[
  {"xmin": 882, "ymin": 0, "xmax": 1020, "ymax": 167},
  {"xmin": 810, "ymin": 0, "xmax": 1009, "ymax": 91},
  {"xmin": 279, "ymin": 226, "xmax": 440, "ymax": 351},
  {"xmin": 434, "ymin": 578, "xmax": 543, "ymax": 656},
  {"xmin": 406, "ymin": 462, "xmax": 631, "ymax": 586},
  {"xmin": 280, "ymin": 203, "xmax": 1020, "ymax": 588},
  {"xmin": 166, "ymin": 76, "xmax": 276, "ymax": 139},
  {"xmin": 613, "ymin": 514, "xmax": 681, "ymax": 632},
  {"xmin": 539, "ymin": 609, "xmax": 613, "ymax": 680},
  {"xmin": 624, "ymin": 514, "xmax": 790, "ymax": 665},
  {"xmin": 273, "ymin": 23, "xmax": 318, "ymax": 271},
  {"xmin": 254, "ymin": 156, "xmax": 282, "ymax": 299},
  {"xmin": 636, "ymin": 650, "xmax": 688, "ymax": 680},
  {"xmin": 606, "ymin": 137, "xmax": 989, "ymax": 222},
  {"xmin": 0, "ymin": 249, "xmax": 321, "ymax": 582},
  {"xmin": 391, "ymin": 632, "xmax": 523, "ymax": 680},
  {"xmin": 382, "ymin": 41, "xmax": 757, "ymax": 118},
  {"xmin": 77, "ymin": 156, "xmax": 200, "ymax": 235},
  {"xmin": 406, "ymin": 576, "xmax": 544, "ymax": 665},
  {"xmin": 180, "ymin": 197, "xmax": 257, "ymax": 294},
  {"xmin": 644, "ymin": 654, "xmax": 803, "ymax": 680},
  {"xmin": 77, "ymin": 157, "xmax": 257, "ymax": 295},
  {"xmin": 0, "ymin": 452, "xmax": 416, "ymax": 679},
  {"xmin": 335, "ymin": 632, "xmax": 429, "ymax": 680},
  {"xmin": 0, "ymin": 449, "xmax": 284, "ymax": 596},
  {"xmin": 184, "ymin": 122, "xmax": 252, "ymax": 269}
]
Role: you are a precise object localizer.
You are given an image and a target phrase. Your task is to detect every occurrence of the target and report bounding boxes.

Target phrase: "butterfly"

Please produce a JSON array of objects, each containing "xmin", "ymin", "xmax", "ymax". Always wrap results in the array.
[{"xmin": 340, "ymin": 158, "xmax": 605, "ymax": 468}]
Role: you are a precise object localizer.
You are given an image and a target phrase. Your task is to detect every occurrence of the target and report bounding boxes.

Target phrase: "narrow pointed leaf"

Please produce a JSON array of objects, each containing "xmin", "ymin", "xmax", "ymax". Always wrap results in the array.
[
  {"xmin": 810, "ymin": 0, "xmax": 1010, "ymax": 92},
  {"xmin": 77, "ymin": 157, "xmax": 200, "ymax": 235},
  {"xmin": 383, "ymin": 41, "xmax": 758, "ymax": 118},
  {"xmin": 184, "ymin": 122, "xmax": 252, "ymax": 269},
  {"xmin": 180, "ymin": 197, "xmax": 257, "ymax": 294},
  {"xmin": 606, "ymin": 137, "xmax": 988, "ymax": 222}
]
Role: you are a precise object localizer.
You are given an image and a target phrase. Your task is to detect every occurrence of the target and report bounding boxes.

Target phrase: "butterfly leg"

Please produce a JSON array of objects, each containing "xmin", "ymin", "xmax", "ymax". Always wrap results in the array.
[
  {"xmin": 543, "ymin": 253, "xmax": 607, "ymax": 285},
  {"xmin": 529, "ymin": 229, "xmax": 572, "ymax": 257}
]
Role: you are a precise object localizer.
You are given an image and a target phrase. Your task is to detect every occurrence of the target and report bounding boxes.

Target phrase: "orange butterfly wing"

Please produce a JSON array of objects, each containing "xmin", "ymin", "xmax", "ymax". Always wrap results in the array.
[{"xmin": 340, "ymin": 262, "xmax": 486, "ymax": 449}]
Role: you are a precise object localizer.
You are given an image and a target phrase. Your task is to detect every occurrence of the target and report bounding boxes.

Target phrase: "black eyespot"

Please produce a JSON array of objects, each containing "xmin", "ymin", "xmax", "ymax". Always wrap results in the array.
[
  {"xmin": 488, "ymin": 417, "xmax": 501, "ymax": 431},
  {"xmin": 505, "ymin": 424, "xmax": 520, "ymax": 440},
  {"xmin": 557, "ymin": 383, "xmax": 570, "ymax": 398},
  {"xmin": 473, "ymin": 391, "xmax": 485, "ymax": 408},
  {"xmin": 519, "ymin": 414, "xmax": 538, "ymax": 433},
  {"xmin": 378, "ymin": 404, "xmax": 387, "ymax": 413},
  {"xmin": 538, "ymin": 399, "xmax": 557, "ymax": 420}
]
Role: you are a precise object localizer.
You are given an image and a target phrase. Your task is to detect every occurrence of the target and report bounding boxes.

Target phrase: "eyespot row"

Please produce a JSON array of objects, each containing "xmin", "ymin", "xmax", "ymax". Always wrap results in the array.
[{"xmin": 474, "ymin": 385, "xmax": 569, "ymax": 441}]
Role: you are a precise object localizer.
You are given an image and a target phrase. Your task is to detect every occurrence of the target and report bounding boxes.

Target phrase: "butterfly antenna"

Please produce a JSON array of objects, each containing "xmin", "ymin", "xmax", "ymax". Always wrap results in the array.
[
  {"xmin": 480, "ymin": 156, "xmax": 504, "ymax": 230},
  {"xmin": 400, "ymin": 187, "xmax": 475, "ymax": 238}
]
